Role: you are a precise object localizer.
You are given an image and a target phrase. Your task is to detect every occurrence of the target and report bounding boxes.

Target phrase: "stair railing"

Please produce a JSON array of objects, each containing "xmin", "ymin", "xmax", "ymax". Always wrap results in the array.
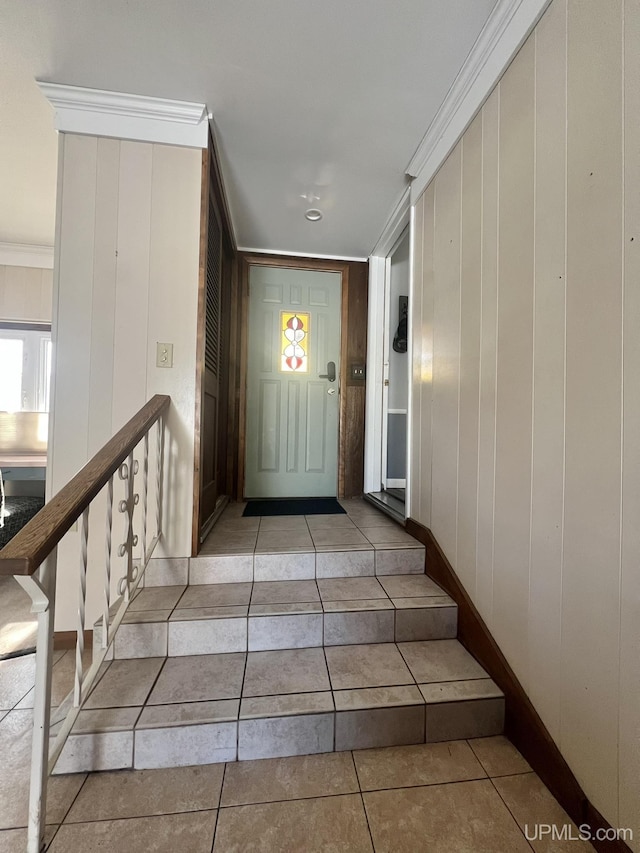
[{"xmin": 0, "ymin": 394, "xmax": 171, "ymax": 853}]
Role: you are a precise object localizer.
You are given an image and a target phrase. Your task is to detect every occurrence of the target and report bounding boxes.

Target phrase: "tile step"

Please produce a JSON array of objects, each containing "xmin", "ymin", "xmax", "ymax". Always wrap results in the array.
[
  {"xmin": 186, "ymin": 546, "xmax": 425, "ymax": 585},
  {"xmin": 96, "ymin": 575, "xmax": 457, "ymax": 658},
  {"xmin": 52, "ymin": 640, "xmax": 504, "ymax": 774}
]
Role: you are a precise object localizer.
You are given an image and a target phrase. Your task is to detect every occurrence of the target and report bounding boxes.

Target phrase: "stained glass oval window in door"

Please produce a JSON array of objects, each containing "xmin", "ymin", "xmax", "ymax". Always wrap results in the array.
[{"xmin": 281, "ymin": 312, "xmax": 309, "ymax": 372}]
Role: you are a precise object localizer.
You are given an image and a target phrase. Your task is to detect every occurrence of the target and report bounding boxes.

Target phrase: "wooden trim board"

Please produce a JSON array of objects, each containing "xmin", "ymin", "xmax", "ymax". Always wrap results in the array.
[{"xmin": 406, "ymin": 517, "xmax": 632, "ymax": 853}]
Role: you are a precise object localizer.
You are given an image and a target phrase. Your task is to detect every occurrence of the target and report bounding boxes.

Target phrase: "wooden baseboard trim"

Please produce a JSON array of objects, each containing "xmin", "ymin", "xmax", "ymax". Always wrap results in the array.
[
  {"xmin": 53, "ymin": 629, "xmax": 92, "ymax": 650},
  {"xmin": 406, "ymin": 517, "xmax": 632, "ymax": 853}
]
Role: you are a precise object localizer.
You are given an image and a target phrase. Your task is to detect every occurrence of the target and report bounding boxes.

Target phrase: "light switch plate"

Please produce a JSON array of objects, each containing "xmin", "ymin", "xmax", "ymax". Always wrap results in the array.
[{"xmin": 156, "ymin": 342, "xmax": 173, "ymax": 368}]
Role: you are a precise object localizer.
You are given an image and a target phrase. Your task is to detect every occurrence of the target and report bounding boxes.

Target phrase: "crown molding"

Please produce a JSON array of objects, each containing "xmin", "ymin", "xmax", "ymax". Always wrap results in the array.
[
  {"xmin": 237, "ymin": 247, "xmax": 368, "ymax": 263},
  {"xmin": 0, "ymin": 243, "xmax": 54, "ymax": 269},
  {"xmin": 407, "ymin": 0, "xmax": 552, "ymax": 202},
  {"xmin": 37, "ymin": 82, "xmax": 209, "ymax": 149},
  {"xmin": 370, "ymin": 184, "xmax": 410, "ymax": 258}
]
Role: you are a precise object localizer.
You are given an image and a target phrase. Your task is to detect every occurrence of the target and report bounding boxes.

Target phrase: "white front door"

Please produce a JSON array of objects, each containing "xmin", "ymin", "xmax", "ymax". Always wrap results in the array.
[{"xmin": 245, "ymin": 265, "xmax": 342, "ymax": 497}]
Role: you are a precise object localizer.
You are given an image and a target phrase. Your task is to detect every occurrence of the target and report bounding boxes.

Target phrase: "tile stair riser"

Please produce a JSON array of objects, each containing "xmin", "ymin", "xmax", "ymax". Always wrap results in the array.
[
  {"xmin": 53, "ymin": 695, "xmax": 505, "ymax": 772},
  {"xmin": 109, "ymin": 605, "xmax": 459, "ymax": 658},
  {"xmin": 186, "ymin": 547, "xmax": 426, "ymax": 585}
]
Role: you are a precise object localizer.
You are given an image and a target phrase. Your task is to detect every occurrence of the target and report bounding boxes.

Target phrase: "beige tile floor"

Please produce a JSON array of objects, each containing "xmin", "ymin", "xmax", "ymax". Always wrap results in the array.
[
  {"xmin": 0, "ymin": 690, "xmax": 596, "ymax": 853},
  {"xmin": 0, "ymin": 644, "xmax": 594, "ymax": 851},
  {"xmin": 200, "ymin": 499, "xmax": 424, "ymax": 556}
]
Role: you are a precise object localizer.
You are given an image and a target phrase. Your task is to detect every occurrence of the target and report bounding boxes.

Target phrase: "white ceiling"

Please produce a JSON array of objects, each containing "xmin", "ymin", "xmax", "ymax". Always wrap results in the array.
[{"xmin": 0, "ymin": 0, "xmax": 497, "ymax": 259}]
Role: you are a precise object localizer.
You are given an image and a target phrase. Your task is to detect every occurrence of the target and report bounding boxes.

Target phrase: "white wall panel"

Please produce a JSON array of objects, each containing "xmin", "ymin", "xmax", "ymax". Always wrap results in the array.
[
  {"xmin": 112, "ymin": 142, "xmax": 152, "ymax": 433},
  {"xmin": 49, "ymin": 134, "xmax": 201, "ymax": 630},
  {"xmin": 493, "ymin": 38, "xmax": 535, "ymax": 687},
  {"xmin": 87, "ymin": 138, "xmax": 119, "ymax": 455},
  {"xmin": 475, "ymin": 89, "xmax": 500, "ymax": 623},
  {"xmin": 410, "ymin": 193, "xmax": 424, "ymax": 521},
  {"xmin": 619, "ymin": 0, "xmax": 640, "ymax": 842},
  {"xmin": 419, "ymin": 185, "xmax": 435, "ymax": 529},
  {"xmin": 409, "ymin": 0, "xmax": 637, "ymax": 840},
  {"xmin": 430, "ymin": 145, "xmax": 461, "ymax": 561},
  {"xmin": 563, "ymin": 0, "xmax": 623, "ymax": 819},
  {"xmin": 457, "ymin": 115, "xmax": 482, "ymax": 595},
  {"xmin": 528, "ymin": 0, "xmax": 566, "ymax": 744}
]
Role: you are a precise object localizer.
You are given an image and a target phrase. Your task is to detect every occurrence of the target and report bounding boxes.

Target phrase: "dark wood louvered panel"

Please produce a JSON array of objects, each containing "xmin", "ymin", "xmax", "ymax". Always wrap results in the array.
[{"xmin": 205, "ymin": 196, "xmax": 222, "ymax": 376}]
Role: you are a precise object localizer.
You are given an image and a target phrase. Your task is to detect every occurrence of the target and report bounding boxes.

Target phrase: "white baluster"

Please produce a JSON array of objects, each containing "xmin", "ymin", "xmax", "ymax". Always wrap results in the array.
[
  {"xmin": 141, "ymin": 432, "xmax": 149, "ymax": 568},
  {"xmin": 155, "ymin": 416, "xmax": 164, "ymax": 538},
  {"xmin": 103, "ymin": 476, "xmax": 114, "ymax": 649},
  {"xmin": 74, "ymin": 506, "xmax": 90, "ymax": 707}
]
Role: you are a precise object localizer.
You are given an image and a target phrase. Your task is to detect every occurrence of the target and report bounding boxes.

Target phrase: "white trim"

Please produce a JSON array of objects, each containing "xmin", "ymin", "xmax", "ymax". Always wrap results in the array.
[
  {"xmin": 0, "ymin": 243, "xmax": 54, "ymax": 269},
  {"xmin": 386, "ymin": 479, "xmax": 406, "ymax": 489},
  {"xmin": 387, "ymin": 409, "xmax": 407, "ymax": 415},
  {"xmin": 364, "ymin": 256, "xmax": 386, "ymax": 493},
  {"xmin": 371, "ymin": 185, "xmax": 411, "ymax": 257},
  {"xmin": 407, "ymin": 0, "xmax": 551, "ymax": 202},
  {"xmin": 37, "ymin": 82, "xmax": 209, "ymax": 149},
  {"xmin": 405, "ymin": 203, "xmax": 416, "ymax": 520},
  {"xmin": 381, "ymin": 257, "xmax": 392, "ymax": 492},
  {"xmin": 238, "ymin": 247, "xmax": 368, "ymax": 263}
]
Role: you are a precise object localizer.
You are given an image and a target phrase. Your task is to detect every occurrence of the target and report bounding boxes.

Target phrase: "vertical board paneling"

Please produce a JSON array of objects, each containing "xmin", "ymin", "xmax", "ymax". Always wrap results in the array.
[
  {"xmin": 50, "ymin": 134, "xmax": 97, "ymax": 630},
  {"xmin": 619, "ymin": 1, "xmax": 640, "ymax": 844},
  {"xmin": 87, "ymin": 138, "xmax": 119, "ymax": 456},
  {"xmin": 50, "ymin": 134, "xmax": 201, "ymax": 628},
  {"xmin": 419, "ymin": 185, "xmax": 436, "ymax": 529},
  {"xmin": 148, "ymin": 144, "xmax": 201, "ymax": 556},
  {"xmin": 431, "ymin": 145, "xmax": 461, "ymax": 560},
  {"xmin": 410, "ymin": 194, "xmax": 425, "ymax": 521},
  {"xmin": 475, "ymin": 88, "xmax": 500, "ymax": 623},
  {"xmin": 493, "ymin": 38, "xmax": 535, "ymax": 686},
  {"xmin": 457, "ymin": 114, "xmax": 482, "ymax": 594},
  {"xmin": 112, "ymin": 141, "xmax": 152, "ymax": 432},
  {"xmin": 563, "ymin": 0, "xmax": 623, "ymax": 819},
  {"xmin": 51, "ymin": 134, "xmax": 97, "ymax": 486},
  {"xmin": 528, "ymin": 0, "xmax": 567, "ymax": 743},
  {"xmin": 410, "ymin": 0, "xmax": 636, "ymax": 834}
]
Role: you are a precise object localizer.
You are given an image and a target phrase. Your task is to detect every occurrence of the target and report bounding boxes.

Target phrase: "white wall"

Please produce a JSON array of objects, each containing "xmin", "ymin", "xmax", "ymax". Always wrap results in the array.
[
  {"xmin": 410, "ymin": 0, "xmax": 639, "ymax": 844},
  {"xmin": 50, "ymin": 134, "xmax": 202, "ymax": 630},
  {"xmin": 388, "ymin": 229, "xmax": 409, "ymax": 412},
  {"xmin": 0, "ymin": 265, "xmax": 52, "ymax": 323}
]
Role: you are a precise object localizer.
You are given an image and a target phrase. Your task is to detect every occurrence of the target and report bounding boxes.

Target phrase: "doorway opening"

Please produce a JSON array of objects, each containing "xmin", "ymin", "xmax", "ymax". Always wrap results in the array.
[
  {"xmin": 238, "ymin": 254, "xmax": 369, "ymax": 503},
  {"xmin": 244, "ymin": 265, "xmax": 342, "ymax": 498},
  {"xmin": 366, "ymin": 227, "xmax": 410, "ymax": 523}
]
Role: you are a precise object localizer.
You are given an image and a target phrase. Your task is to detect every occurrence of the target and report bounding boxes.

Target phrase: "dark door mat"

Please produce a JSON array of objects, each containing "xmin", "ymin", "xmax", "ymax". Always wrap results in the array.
[{"xmin": 243, "ymin": 498, "xmax": 346, "ymax": 517}]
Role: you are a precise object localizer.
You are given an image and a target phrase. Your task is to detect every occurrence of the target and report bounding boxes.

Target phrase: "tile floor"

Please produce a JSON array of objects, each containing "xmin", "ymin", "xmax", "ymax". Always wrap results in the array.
[
  {"xmin": 0, "ymin": 656, "xmax": 596, "ymax": 853},
  {"xmin": 0, "ymin": 501, "xmax": 595, "ymax": 849},
  {"xmin": 199, "ymin": 499, "xmax": 424, "ymax": 556}
]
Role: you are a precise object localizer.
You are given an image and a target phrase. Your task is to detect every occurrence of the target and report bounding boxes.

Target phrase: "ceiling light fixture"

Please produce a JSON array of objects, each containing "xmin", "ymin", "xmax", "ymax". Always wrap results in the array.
[{"xmin": 305, "ymin": 208, "xmax": 323, "ymax": 222}]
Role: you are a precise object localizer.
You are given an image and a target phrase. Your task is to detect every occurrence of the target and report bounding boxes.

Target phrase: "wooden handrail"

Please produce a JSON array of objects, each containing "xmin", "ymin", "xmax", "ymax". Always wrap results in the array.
[{"xmin": 0, "ymin": 395, "xmax": 170, "ymax": 576}]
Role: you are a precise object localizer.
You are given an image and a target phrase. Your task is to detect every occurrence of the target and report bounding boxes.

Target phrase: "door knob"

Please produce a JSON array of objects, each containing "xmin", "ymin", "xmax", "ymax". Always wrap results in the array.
[{"xmin": 319, "ymin": 361, "xmax": 336, "ymax": 382}]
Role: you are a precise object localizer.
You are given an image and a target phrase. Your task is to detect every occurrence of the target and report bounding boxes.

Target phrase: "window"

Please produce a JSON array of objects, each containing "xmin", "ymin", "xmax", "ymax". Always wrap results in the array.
[
  {"xmin": 281, "ymin": 312, "xmax": 309, "ymax": 373},
  {"xmin": 0, "ymin": 326, "xmax": 52, "ymax": 412}
]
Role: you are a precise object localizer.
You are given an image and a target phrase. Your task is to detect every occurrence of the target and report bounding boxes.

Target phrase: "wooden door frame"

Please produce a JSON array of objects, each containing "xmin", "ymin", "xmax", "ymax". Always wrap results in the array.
[
  {"xmin": 192, "ymin": 128, "xmax": 238, "ymax": 556},
  {"xmin": 238, "ymin": 253, "xmax": 352, "ymax": 500},
  {"xmin": 192, "ymin": 148, "xmax": 210, "ymax": 555}
]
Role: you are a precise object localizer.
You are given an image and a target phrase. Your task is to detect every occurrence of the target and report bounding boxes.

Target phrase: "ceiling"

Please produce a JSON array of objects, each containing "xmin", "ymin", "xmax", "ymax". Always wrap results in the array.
[{"xmin": 0, "ymin": 0, "xmax": 497, "ymax": 259}]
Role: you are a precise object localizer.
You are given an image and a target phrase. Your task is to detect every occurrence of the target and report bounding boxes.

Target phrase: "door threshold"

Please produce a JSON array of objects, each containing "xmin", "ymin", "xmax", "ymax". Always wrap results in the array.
[{"xmin": 364, "ymin": 491, "xmax": 405, "ymax": 525}]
